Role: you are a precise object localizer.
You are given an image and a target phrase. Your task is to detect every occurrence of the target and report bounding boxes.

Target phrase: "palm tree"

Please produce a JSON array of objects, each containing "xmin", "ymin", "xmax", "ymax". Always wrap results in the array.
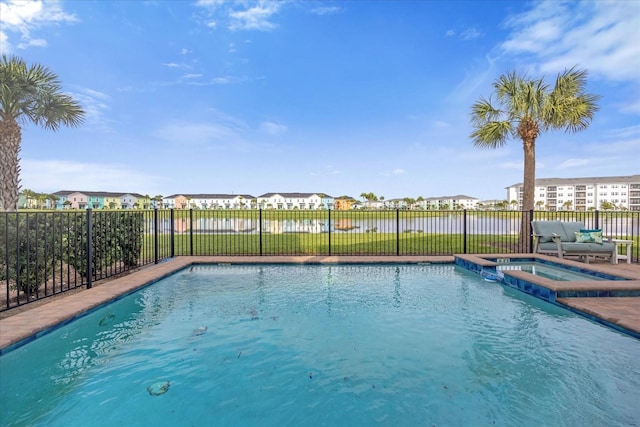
[
  {"xmin": 0, "ymin": 55, "xmax": 84, "ymax": 211},
  {"xmin": 360, "ymin": 192, "xmax": 378, "ymax": 202},
  {"xmin": 36, "ymin": 193, "xmax": 47, "ymax": 209},
  {"xmin": 600, "ymin": 201, "xmax": 615, "ymax": 211},
  {"xmin": 47, "ymin": 194, "xmax": 58, "ymax": 209},
  {"xmin": 470, "ymin": 66, "xmax": 599, "ymax": 239},
  {"xmin": 21, "ymin": 188, "xmax": 36, "ymax": 208}
]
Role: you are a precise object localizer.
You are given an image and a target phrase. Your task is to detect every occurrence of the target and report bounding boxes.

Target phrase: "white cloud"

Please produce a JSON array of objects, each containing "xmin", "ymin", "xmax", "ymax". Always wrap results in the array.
[
  {"xmin": 501, "ymin": 161, "xmax": 524, "ymax": 170},
  {"xmin": 151, "ymin": 74, "xmax": 245, "ymax": 87},
  {"xmin": 154, "ymin": 121, "xmax": 237, "ymax": 145},
  {"xmin": 311, "ymin": 6, "xmax": 342, "ymax": 16},
  {"xmin": 196, "ymin": 0, "xmax": 283, "ymax": 32},
  {"xmin": 153, "ymin": 116, "xmax": 256, "ymax": 152},
  {"xmin": 0, "ymin": 0, "xmax": 77, "ymax": 52},
  {"xmin": 460, "ymin": 27, "xmax": 481, "ymax": 40},
  {"xmin": 259, "ymin": 121, "xmax": 287, "ymax": 136},
  {"xmin": 18, "ymin": 37, "xmax": 47, "ymax": 48},
  {"xmin": 557, "ymin": 158, "xmax": 590, "ymax": 169},
  {"xmin": 20, "ymin": 159, "xmax": 168, "ymax": 194},
  {"xmin": 603, "ymin": 125, "xmax": 640, "ymax": 140},
  {"xmin": 196, "ymin": 0, "xmax": 225, "ymax": 7},
  {"xmin": 381, "ymin": 168, "xmax": 406, "ymax": 176},
  {"xmin": 618, "ymin": 98, "xmax": 640, "ymax": 115},
  {"xmin": 70, "ymin": 87, "xmax": 113, "ymax": 132},
  {"xmin": 228, "ymin": 2, "xmax": 281, "ymax": 31},
  {"xmin": 501, "ymin": 1, "xmax": 640, "ymax": 83},
  {"xmin": 445, "ymin": 26, "xmax": 481, "ymax": 40}
]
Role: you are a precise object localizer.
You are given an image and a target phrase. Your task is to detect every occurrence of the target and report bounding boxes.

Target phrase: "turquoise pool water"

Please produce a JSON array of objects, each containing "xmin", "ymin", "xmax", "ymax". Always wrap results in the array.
[
  {"xmin": 1, "ymin": 264, "xmax": 639, "ymax": 426},
  {"xmin": 496, "ymin": 261, "xmax": 607, "ymax": 281}
]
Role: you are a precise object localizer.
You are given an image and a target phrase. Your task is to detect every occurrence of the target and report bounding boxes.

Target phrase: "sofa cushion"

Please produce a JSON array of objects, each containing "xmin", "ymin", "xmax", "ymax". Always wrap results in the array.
[
  {"xmin": 560, "ymin": 221, "xmax": 585, "ymax": 242},
  {"xmin": 561, "ymin": 241, "xmax": 614, "ymax": 253},
  {"xmin": 532, "ymin": 221, "xmax": 563, "ymax": 242}
]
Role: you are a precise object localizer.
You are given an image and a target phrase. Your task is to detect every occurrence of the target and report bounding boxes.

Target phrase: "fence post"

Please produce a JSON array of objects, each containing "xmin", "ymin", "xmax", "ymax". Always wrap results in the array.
[
  {"xmin": 595, "ymin": 209, "xmax": 600, "ymax": 229},
  {"xmin": 86, "ymin": 208, "xmax": 93, "ymax": 289},
  {"xmin": 170, "ymin": 209, "xmax": 175, "ymax": 257},
  {"xmin": 529, "ymin": 210, "xmax": 534, "ymax": 253},
  {"xmin": 463, "ymin": 209, "xmax": 467, "ymax": 254},
  {"xmin": 328, "ymin": 209, "xmax": 332, "ymax": 256},
  {"xmin": 189, "ymin": 209, "xmax": 194, "ymax": 256},
  {"xmin": 396, "ymin": 209, "xmax": 400, "ymax": 256},
  {"xmin": 153, "ymin": 208, "xmax": 159, "ymax": 264},
  {"xmin": 259, "ymin": 209, "xmax": 263, "ymax": 256}
]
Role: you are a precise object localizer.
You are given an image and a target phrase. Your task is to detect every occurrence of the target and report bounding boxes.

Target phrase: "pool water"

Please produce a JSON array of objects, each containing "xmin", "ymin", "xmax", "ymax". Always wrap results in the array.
[
  {"xmin": 496, "ymin": 261, "xmax": 607, "ymax": 281},
  {"xmin": 1, "ymin": 264, "xmax": 639, "ymax": 426}
]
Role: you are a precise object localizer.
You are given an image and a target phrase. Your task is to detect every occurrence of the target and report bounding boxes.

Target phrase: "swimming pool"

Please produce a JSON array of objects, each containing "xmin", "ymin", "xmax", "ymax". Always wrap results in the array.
[
  {"xmin": 496, "ymin": 261, "xmax": 607, "ymax": 281},
  {"xmin": 1, "ymin": 264, "xmax": 639, "ymax": 426}
]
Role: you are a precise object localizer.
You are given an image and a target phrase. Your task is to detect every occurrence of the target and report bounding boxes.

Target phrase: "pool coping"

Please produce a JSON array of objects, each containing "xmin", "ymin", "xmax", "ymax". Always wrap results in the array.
[{"xmin": 1, "ymin": 255, "xmax": 638, "ymax": 353}]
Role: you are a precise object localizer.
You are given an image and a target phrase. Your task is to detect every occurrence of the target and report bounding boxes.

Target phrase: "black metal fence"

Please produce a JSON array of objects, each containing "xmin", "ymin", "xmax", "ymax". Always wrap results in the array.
[{"xmin": 2, "ymin": 209, "xmax": 638, "ymax": 311}]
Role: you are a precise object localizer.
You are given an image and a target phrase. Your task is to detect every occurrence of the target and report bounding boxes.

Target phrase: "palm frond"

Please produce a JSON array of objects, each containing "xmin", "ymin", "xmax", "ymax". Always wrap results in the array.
[
  {"xmin": 0, "ymin": 54, "xmax": 85, "ymax": 129},
  {"xmin": 470, "ymin": 120, "xmax": 512, "ymax": 149}
]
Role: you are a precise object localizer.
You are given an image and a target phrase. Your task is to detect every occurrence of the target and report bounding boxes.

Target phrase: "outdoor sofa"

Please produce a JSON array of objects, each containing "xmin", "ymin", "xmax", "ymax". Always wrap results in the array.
[{"xmin": 531, "ymin": 220, "xmax": 616, "ymax": 264}]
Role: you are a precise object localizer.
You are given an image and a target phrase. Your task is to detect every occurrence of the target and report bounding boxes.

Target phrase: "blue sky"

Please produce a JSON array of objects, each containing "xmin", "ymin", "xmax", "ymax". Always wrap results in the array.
[{"xmin": 1, "ymin": 0, "xmax": 639, "ymax": 201}]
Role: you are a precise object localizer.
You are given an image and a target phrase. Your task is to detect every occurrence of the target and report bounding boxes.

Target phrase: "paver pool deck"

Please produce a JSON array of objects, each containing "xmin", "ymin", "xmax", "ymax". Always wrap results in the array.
[{"xmin": 1, "ymin": 255, "xmax": 639, "ymax": 352}]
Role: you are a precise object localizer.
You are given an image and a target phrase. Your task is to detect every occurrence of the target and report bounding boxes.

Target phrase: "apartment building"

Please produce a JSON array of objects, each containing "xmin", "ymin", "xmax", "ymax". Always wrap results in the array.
[
  {"xmin": 506, "ymin": 175, "xmax": 640, "ymax": 211},
  {"xmin": 419, "ymin": 195, "xmax": 479, "ymax": 210}
]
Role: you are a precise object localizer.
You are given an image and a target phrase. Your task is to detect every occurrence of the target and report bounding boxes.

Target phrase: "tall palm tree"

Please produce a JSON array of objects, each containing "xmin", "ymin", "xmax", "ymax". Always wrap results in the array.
[
  {"xmin": 47, "ymin": 194, "xmax": 59, "ymax": 209},
  {"xmin": 470, "ymin": 66, "xmax": 599, "ymax": 239},
  {"xmin": 21, "ymin": 188, "xmax": 36, "ymax": 208},
  {"xmin": 0, "ymin": 55, "xmax": 84, "ymax": 211}
]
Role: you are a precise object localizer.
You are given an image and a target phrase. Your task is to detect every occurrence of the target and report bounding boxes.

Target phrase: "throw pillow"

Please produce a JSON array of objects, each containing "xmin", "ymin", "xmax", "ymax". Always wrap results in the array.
[{"xmin": 575, "ymin": 230, "xmax": 603, "ymax": 244}]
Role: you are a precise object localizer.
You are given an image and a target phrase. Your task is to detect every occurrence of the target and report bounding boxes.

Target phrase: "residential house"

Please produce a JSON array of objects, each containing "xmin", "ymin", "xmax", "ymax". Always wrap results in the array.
[
  {"xmin": 163, "ymin": 194, "xmax": 256, "ymax": 209},
  {"xmin": 120, "ymin": 193, "xmax": 150, "ymax": 209},
  {"xmin": 333, "ymin": 196, "xmax": 357, "ymax": 210}
]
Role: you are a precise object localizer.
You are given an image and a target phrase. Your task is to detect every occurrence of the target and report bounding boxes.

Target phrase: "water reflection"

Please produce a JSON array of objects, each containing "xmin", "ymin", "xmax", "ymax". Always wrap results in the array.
[{"xmin": 149, "ymin": 215, "xmax": 635, "ymax": 236}]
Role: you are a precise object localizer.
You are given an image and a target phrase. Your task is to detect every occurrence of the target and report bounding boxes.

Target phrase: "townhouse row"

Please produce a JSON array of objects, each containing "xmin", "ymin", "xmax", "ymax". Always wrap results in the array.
[
  {"xmin": 19, "ymin": 174, "xmax": 639, "ymax": 211},
  {"xmin": 22, "ymin": 191, "xmax": 481, "ymax": 211}
]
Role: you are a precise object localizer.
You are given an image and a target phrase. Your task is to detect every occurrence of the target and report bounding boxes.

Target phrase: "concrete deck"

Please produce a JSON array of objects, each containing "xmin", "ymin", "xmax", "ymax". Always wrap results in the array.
[{"xmin": 1, "ymin": 255, "xmax": 638, "ymax": 352}]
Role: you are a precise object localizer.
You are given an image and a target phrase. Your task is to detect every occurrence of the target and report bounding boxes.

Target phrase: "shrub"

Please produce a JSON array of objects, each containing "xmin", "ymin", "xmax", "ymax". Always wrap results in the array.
[
  {"xmin": 0, "ymin": 212, "xmax": 64, "ymax": 294},
  {"xmin": 65, "ymin": 211, "xmax": 144, "ymax": 277}
]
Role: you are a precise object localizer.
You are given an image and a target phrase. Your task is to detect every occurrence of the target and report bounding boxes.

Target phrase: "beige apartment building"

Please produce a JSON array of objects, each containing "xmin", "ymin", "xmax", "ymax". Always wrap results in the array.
[{"xmin": 506, "ymin": 175, "xmax": 640, "ymax": 211}]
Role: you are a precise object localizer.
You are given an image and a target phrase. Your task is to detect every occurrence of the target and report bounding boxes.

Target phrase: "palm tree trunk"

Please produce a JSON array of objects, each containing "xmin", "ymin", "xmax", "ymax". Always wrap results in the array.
[
  {"xmin": 0, "ymin": 118, "xmax": 22, "ymax": 212},
  {"xmin": 519, "ymin": 137, "xmax": 536, "ymax": 248}
]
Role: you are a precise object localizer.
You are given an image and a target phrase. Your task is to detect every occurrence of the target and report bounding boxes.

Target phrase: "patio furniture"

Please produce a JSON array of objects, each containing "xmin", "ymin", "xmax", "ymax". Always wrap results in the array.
[
  {"xmin": 611, "ymin": 239, "xmax": 633, "ymax": 264},
  {"xmin": 531, "ymin": 220, "xmax": 617, "ymax": 264}
]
